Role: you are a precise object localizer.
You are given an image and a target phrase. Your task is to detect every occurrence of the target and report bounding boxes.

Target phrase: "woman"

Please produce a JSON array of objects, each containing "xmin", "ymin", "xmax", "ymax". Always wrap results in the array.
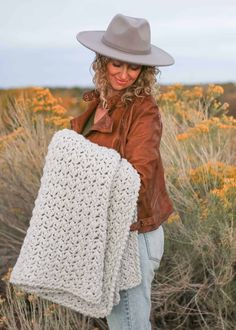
[{"xmin": 70, "ymin": 13, "xmax": 175, "ymax": 330}]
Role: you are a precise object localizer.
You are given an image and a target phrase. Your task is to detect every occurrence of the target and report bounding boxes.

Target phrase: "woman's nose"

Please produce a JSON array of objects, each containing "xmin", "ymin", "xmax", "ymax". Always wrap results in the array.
[{"xmin": 120, "ymin": 66, "xmax": 128, "ymax": 79}]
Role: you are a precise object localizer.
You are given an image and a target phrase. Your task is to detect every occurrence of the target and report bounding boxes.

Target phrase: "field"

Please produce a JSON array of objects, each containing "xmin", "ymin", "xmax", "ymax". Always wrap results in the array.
[{"xmin": 0, "ymin": 83, "xmax": 235, "ymax": 329}]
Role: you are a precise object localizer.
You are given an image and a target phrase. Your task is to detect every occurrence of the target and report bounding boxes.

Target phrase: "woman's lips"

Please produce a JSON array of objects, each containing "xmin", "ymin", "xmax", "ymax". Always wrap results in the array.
[{"xmin": 115, "ymin": 78, "xmax": 129, "ymax": 85}]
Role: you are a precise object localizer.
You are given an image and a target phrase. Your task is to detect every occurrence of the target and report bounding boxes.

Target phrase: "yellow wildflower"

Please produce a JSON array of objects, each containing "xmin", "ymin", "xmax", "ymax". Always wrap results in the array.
[
  {"xmin": 0, "ymin": 316, "xmax": 7, "ymax": 326},
  {"xmin": 194, "ymin": 123, "xmax": 209, "ymax": 133},
  {"xmin": 44, "ymin": 303, "xmax": 57, "ymax": 316},
  {"xmin": 28, "ymin": 87, "xmax": 67, "ymax": 117},
  {"xmin": 167, "ymin": 83, "xmax": 183, "ymax": 91},
  {"xmin": 15, "ymin": 289, "xmax": 25, "ymax": 298},
  {"xmin": 189, "ymin": 162, "xmax": 225, "ymax": 186},
  {"xmin": 192, "ymin": 86, "xmax": 203, "ymax": 98},
  {"xmin": 27, "ymin": 293, "xmax": 38, "ymax": 302},
  {"xmin": 199, "ymin": 200, "xmax": 209, "ymax": 220},
  {"xmin": 176, "ymin": 133, "xmax": 191, "ymax": 141},
  {"xmin": 222, "ymin": 102, "xmax": 229, "ymax": 111},
  {"xmin": 1, "ymin": 267, "xmax": 13, "ymax": 282},
  {"xmin": 160, "ymin": 90, "xmax": 177, "ymax": 102},
  {"xmin": 207, "ymin": 84, "xmax": 224, "ymax": 96},
  {"xmin": 167, "ymin": 212, "xmax": 181, "ymax": 224},
  {"xmin": 210, "ymin": 187, "xmax": 232, "ymax": 208}
]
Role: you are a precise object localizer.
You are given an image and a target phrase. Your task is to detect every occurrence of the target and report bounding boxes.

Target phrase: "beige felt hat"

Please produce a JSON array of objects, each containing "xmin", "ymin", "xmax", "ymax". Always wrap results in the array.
[{"xmin": 76, "ymin": 13, "xmax": 175, "ymax": 66}]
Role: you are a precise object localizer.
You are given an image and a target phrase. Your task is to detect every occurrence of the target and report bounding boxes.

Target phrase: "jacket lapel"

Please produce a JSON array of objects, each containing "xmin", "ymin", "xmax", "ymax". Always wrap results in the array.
[
  {"xmin": 70, "ymin": 101, "xmax": 114, "ymax": 135},
  {"xmin": 90, "ymin": 112, "xmax": 114, "ymax": 134},
  {"xmin": 70, "ymin": 99, "xmax": 97, "ymax": 134}
]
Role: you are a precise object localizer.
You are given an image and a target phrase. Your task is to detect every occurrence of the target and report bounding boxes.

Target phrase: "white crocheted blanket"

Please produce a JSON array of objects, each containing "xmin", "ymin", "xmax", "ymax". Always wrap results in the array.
[{"xmin": 10, "ymin": 129, "xmax": 142, "ymax": 318}]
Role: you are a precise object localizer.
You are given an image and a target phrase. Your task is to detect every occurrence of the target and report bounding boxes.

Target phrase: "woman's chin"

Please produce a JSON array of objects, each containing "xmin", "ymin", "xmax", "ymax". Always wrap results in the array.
[{"xmin": 109, "ymin": 84, "xmax": 127, "ymax": 92}]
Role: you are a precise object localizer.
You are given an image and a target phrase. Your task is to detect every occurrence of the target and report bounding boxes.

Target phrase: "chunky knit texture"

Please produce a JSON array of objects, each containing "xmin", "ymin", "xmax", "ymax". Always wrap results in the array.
[{"xmin": 10, "ymin": 129, "xmax": 142, "ymax": 318}]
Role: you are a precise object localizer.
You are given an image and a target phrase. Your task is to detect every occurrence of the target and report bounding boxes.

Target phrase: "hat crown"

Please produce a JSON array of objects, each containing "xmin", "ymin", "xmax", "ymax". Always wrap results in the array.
[
  {"xmin": 76, "ymin": 13, "xmax": 175, "ymax": 66},
  {"xmin": 102, "ymin": 14, "xmax": 151, "ymax": 55}
]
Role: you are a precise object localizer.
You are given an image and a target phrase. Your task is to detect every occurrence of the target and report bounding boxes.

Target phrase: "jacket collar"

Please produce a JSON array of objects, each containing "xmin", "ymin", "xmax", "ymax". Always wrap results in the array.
[{"xmin": 70, "ymin": 90, "xmax": 124, "ymax": 135}]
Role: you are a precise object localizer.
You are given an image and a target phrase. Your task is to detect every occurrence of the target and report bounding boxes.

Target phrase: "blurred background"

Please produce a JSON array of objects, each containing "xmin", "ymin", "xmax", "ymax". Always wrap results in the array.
[{"xmin": 1, "ymin": 0, "xmax": 236, "ymax": 88}]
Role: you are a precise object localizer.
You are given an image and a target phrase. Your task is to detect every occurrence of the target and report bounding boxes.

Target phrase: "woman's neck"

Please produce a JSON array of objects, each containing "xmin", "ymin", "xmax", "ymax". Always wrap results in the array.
[{"xmin": 106, "ymin": 86, "xmax": 124, "ymax": 99}]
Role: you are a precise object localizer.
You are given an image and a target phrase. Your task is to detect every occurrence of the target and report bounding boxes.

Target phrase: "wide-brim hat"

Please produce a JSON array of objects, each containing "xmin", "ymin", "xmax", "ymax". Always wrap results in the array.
[{"xmin": 76, "ymin": 13, "xmax": 175, "ymax": 67}]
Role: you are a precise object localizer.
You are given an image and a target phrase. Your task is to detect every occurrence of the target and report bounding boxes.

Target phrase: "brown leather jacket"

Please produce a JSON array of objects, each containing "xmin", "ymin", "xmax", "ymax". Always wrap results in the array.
[{"xmin": 70, "ymin": 90, "xmax": 175, "ymax": 233}]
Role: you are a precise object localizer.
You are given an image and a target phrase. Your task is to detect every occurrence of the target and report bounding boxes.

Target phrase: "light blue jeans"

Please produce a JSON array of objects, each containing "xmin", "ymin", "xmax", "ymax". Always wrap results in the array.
[{"xmin": 106, "ymin": 225, "xmax": 164, "ymax": 330}]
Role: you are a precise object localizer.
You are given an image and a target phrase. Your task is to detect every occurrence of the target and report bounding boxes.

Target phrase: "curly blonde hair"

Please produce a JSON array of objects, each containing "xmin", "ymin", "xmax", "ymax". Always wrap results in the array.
[{"xmin": 91, "ymin": 53, "xmax": 161, "ymax": 109}]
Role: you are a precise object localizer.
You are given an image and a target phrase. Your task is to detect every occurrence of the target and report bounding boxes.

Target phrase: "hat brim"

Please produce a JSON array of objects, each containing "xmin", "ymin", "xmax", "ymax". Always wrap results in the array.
[{"xmin": 76, "ymin": 31, "xmax": 174, "ymax": 67}]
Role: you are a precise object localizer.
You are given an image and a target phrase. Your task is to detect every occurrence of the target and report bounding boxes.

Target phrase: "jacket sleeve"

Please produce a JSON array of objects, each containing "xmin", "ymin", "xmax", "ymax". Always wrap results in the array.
[{"xmin": 124, "ymin": 98, "xmax": 163, "ymax": 226}]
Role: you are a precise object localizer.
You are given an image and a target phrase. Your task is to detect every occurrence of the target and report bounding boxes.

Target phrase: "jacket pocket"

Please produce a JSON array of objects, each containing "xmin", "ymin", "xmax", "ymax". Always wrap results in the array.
[{"xmin": 143, "ymin": 226, "xmax": 164, "ymax": 263}]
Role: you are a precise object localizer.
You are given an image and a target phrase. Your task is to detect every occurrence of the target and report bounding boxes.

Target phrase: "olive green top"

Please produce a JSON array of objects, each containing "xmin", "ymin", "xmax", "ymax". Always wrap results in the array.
[{"xmin": 81, "ymin": 110, "xmax": 96, "ymax": 136}]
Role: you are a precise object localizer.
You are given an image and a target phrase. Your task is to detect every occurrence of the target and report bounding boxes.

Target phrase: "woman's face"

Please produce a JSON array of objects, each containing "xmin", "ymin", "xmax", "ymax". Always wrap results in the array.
[{"xmin": 106, "ymin": 59, "xmax": 142, "ymax": 91}]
